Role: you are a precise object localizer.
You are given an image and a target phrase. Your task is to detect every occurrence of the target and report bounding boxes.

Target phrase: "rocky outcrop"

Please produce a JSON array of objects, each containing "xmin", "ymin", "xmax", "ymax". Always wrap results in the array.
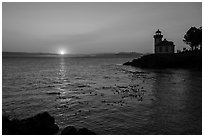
[
  {"xmin": 61, "ymin": 126, "xmax": 77, "ymax": 135},
  {"xmin": 2, "ymin": 112, "xmax": 96, "ymax": 135},
  {"xmin": 3, "ymin": 112, "xmax": 59, "ymax": 135},
  {"xmin": 77, "ymin": 127, "xmax": 96, "ymax": 135},
  {"xmin": 61, "ymin": 126, "xmax": 96, "ymax": 135},
  {"xmin": 124, "ymin": 51, "xmax": 201, "ymax": 69}
]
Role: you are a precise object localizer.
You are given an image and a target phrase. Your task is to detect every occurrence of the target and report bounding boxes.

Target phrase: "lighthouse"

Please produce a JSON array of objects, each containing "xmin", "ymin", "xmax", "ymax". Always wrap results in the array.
[
  {"xmin": 153, "ymin": 29, "xmax": 175, "ymax": 54},
  {"xmin": 154, "ymin": 29, "xmax": 163, "ymax": 46}
]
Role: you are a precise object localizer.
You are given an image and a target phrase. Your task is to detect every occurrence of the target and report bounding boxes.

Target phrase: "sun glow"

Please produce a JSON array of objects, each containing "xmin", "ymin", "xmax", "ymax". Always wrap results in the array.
[
  {"xmin": 59, "ymin": 50, "xmax": 66, "ymax": 55},
  {"xmin": 60, "ymin": 51, "xmax": 65, "ymax": 55}
]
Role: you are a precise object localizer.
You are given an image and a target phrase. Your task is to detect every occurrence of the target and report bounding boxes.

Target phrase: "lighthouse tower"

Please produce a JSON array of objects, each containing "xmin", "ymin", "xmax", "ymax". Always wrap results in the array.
[
  {"xmin": 154, "ymin": 29, "xmax": 163, "ymax": 45},
  {"xmin": 153, "ymin": 29, "xmax": 163, "ymax": 53},
  {"xmin": 153, "ymin": 29, "xmax": 175, "ymax": 54}
]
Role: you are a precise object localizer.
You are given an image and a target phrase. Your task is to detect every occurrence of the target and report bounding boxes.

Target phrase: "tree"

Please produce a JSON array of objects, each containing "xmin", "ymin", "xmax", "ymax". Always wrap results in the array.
[{"xmin": 183, "ymin": 27, "xmax": 202, "ymax": 50}]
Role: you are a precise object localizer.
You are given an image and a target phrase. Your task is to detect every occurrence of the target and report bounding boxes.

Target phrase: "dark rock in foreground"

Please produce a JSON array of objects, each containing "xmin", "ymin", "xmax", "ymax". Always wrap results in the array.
[
  {"xmin": 3, "ymin": 112, "xmax": 59, "ymax": 135},
  {"xmin": 61, "ymin": 126, "xmax": 96, "ymax": 135},
  {"xmin": 2, "ymin": 112, "xmax": 96, "ymax": 135},
  {"xmin": 61, "ymin": 126, "xmax": 77, "ymax": 135},
  {"xmin": 77, "ymin": 128, "xmax": 96, "ymax": 135},
  {"xmin": 124, "ymin": 51, "xmax": 201, "ymax": 69}
]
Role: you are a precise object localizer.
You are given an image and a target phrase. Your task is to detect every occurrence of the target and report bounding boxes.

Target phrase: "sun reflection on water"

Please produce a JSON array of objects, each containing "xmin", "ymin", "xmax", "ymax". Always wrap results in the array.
[
  {"xmin": 58, "ymin": 57, "xmax": 67, "ymax": 93},
  {"xmin": 59, "ymin": 58, "xmax": 66, "ymax": 78}
]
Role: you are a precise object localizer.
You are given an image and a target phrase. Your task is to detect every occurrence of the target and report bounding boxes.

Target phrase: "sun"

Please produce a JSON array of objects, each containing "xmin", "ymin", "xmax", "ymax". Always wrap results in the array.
[
  {"xmin": 59, "ymin": 50, "xmax": 65, "ymax": 55},
  {"xmin": 60, "ymin": 51, "xmax": 65, "ymax": 55}
]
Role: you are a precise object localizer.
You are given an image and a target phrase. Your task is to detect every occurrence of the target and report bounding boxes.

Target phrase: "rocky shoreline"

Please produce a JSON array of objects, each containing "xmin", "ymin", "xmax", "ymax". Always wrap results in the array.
[
  {"xmin": 123, "ymin": 51, "xmax": 201, "ymax": 69},
  {"xmin": 2, "ymin": 111, "xmax": 96, "ymax": 135}
]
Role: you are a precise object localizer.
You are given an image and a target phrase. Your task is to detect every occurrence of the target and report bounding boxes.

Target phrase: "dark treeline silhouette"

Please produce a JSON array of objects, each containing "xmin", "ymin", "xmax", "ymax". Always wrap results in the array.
[{"xmin": 183, "ymin": 26, "xmax": 202, "ymax": 51}]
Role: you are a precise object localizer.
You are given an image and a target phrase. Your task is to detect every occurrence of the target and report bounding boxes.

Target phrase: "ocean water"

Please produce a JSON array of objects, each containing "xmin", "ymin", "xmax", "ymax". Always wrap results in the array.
[{"xmin": 2, "ymin": 56, "xmax": 202, "ymax": 135}]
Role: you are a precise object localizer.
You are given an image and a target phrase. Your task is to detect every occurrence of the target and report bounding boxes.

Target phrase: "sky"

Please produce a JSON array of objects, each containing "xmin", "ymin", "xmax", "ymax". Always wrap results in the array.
[{"xmin": 2, "ymin": 2, "xmax": 202, "ymax": 54}]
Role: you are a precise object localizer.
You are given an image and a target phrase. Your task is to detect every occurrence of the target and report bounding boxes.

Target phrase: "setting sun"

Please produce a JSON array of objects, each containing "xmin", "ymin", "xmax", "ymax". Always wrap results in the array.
[
  {"xmin": 60, "ymin": 51, "xmax": 65, "ymax": 55},
  {"xmin": 59, "ymin": 50, "xmax": 66, "ymax": 55}
]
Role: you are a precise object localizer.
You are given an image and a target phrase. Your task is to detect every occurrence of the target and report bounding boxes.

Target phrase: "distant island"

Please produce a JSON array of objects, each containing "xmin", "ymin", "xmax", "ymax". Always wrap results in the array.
[
  {"xmin": 2, "ymin": 51, "xmax": 143, "ymax": 58},
  {"xmin": 81, "ymin": 52, "xmax": 143, "ymax": 58},
  {"xmin": 2, "ymin": 52, "xmax": 59, "ymax": 57}
]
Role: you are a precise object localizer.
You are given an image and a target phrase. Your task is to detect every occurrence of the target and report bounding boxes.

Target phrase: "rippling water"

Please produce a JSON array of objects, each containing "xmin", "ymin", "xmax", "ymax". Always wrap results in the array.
[{"xmin": 2, "ymin": 56, "xmax": 202, "ymax": 134}]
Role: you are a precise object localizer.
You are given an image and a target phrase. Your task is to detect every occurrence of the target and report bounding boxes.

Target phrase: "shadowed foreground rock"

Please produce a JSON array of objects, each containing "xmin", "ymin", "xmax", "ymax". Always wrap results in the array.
[
  {"xmin": 61, "ymin": 126, "xmax": 77, "ymax": 135},
  {"xmin": 3, "ymin": 112, "xmax": 59, "ymax": 135},
  {"xmin": 77, "ymin": 128, "xmax": 96, "ymax": 135},
  {"xmin": 2, "ymin": 112, "xmax": 96, "ymax": 135},
  {"xmin": 61, "ymin": 126, "xmax": 96, "ymax": 135}
]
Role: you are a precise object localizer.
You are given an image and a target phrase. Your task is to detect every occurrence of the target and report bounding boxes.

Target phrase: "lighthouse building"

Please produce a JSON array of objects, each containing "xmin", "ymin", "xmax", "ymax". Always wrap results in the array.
[{"xmin": 153, "ymin": 29, "xmax": 175, "ymax": 54}]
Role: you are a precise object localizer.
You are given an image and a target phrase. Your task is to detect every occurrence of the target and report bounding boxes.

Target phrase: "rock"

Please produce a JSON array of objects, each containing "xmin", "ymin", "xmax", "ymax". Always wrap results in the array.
[
  {"xmin": 3, "ymin": 112, "xmax": 59, "ymax": 135},
  {"xmin": 123, "ymin": 51, "xmax": 202, "ymax": 69},
  {"xmin": 61, "ymin": 126, "xmax": 77, "ymax": 135},
  {"xmin": 2, "ymin": 115, "xmax": 21, "ymax": 135},
  {"xmin": 3, "ymin": 112, "xmax": 96, "ymax": 135},
  {"xmin": 77, "ymin": 128, "xmax": 96, "ymax": 135},
  {"xmin": 18, "ymin": 112, "xmax": 59, "ymax": 135}
]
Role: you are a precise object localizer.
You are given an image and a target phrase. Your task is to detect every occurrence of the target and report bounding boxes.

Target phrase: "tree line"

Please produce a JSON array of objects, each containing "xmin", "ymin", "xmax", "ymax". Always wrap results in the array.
[{"xmin": 183, "ymin": 26, "xmax": 202, "ymax": 51}]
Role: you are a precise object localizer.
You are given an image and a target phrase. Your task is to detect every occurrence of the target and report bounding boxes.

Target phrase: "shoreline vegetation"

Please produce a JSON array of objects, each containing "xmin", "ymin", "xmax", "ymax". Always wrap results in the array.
[
  {"xmin": 123, "ymin": 50, "xmax": 201, "ymax": 69},
  {"xmin": 2, "ymin": 111, "xmax": 96, "ymax": 135}
]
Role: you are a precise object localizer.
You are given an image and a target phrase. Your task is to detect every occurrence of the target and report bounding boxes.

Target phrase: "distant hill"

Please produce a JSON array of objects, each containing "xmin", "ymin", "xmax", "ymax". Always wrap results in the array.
[
  {"xmin": 81, "ymin": 52, "xmax": 143, "ymax": 58},
  {"xmin": 3, "ymin": 52, "xmax": 143, "ymax": 58},
  {"xmin": 2, "ymin": 52, "xmax": 59, "ymax": 57}
]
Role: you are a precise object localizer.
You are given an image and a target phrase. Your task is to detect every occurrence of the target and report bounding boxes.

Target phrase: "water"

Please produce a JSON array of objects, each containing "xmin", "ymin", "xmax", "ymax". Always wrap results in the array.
[{"xmin": 2, "ymin": 56, "xmax": 202, "ymax": 135}]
